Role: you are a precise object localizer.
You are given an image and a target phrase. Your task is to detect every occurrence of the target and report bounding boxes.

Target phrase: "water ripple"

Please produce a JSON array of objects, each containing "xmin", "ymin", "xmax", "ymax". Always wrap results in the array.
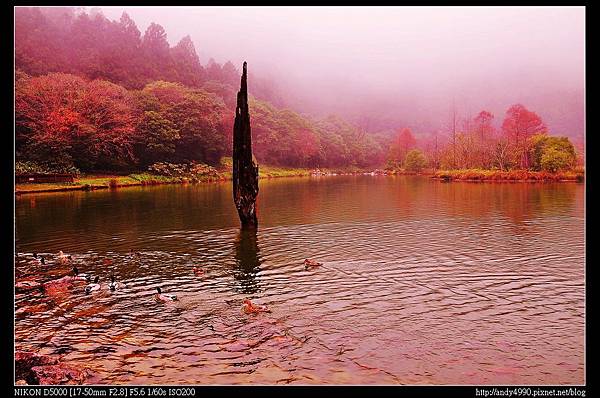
[{"xmin": 15, "ymin": 176, "xmax": 584, "ymax": 384}]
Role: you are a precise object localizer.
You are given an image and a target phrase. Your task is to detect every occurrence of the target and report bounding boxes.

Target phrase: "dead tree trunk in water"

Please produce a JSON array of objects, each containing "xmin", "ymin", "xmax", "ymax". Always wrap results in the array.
[{"xmin": 232, "ymin": 62, "xmax": 259, "ymax": 229}]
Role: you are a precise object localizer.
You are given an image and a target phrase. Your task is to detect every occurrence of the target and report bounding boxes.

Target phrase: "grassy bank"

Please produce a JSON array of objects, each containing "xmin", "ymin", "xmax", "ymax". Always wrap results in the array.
[
  {"xmin": 15, "ymin": 173, "xmax": 233, "ymax": 194},
  {"xmin": 15, "ymin": 165, "xmax": 585, "ymax": 195},
  {"xmin": 433, "ymin": 168, "xmax": 585, "ymax": 182},
  {"xmin": 14, "ymin": 162, "xmax": 372, "ymax": 195}
]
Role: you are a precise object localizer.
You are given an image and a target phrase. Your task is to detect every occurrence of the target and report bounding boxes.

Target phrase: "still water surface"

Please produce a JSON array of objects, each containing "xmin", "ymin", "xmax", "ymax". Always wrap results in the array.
[{"xmin": 15, "ymin": 176, "xmax": 585, "ymax": 384}]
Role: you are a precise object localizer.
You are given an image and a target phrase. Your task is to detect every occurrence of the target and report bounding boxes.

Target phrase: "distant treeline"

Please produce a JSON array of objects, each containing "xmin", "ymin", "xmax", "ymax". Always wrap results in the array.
[
  {"xmin": 17, "ymin": 7, "xmax": 248, "ymax": 94},
  {"xmin": 387, "ymin": 107, "xmax": 582, "ymax": 173}
]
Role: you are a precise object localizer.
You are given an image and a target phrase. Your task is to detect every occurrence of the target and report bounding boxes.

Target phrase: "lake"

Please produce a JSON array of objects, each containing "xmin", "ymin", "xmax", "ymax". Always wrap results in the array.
[{"xmin": 14, "ymin": 176, "xmax": 585, "ymax": 384}]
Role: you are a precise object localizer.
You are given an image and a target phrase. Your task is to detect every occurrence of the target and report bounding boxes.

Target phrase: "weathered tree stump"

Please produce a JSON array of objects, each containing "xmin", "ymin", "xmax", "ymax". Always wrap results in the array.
[
  {"xmin": 232, "ymin": 62, "xmax": 259, "ymax": 229},
  {"xmin": 234, "ymin": 228, "xmax": 261, "ymax": 294}
]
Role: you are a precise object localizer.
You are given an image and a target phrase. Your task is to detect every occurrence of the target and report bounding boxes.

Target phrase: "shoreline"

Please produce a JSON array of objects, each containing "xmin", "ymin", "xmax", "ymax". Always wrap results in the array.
[
  {"xmin": 14, "ymin": 173, "xmax": 304, "ymax": 195},
  {"xmin": 15, "ymin": 168, "xmax": 584, "ymax": 195},
  {"xmin": 432, "ymin": 169, "xmax": 584, "ymax": 183},
  {"xmin": 14, "ymin": 167, "xmax": 325, "ymax": 195}
]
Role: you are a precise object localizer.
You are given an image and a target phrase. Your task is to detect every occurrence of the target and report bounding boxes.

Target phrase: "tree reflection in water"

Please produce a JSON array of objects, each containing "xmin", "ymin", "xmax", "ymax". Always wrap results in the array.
[{"xmin": 233, "ymin": 229, "xmax": 262, "ymax": 294}]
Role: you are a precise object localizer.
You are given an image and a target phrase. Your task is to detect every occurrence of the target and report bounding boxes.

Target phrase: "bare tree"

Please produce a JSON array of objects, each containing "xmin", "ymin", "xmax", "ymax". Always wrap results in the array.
[
  {"xmin": 451, "ymin": 99, "xmax": 457, "ymax": 169},
  {"xmin": 492, "ymin": 138, "xmax": 512, "ymax": 171}
]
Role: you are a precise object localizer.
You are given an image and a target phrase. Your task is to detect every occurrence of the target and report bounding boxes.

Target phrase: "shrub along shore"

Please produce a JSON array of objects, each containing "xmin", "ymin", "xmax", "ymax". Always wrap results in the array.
[
  {"xmin": 14, "ymin": 160, "xmax": 381, "ymax": 195},
  {"xmin": 432, "ymin": 168, "xmax": 584, "ymax": 182},
  {"xmin": 15, "ymin": 166, "xmax": 308, "ymax": 195}
]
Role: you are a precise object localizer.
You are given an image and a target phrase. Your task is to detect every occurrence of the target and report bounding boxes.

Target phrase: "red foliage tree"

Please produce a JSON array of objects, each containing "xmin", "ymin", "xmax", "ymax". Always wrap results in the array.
[
  {"xmin": 473, "ymin": 110, "xmax": 495, "ymax": 140},
  {"xmin": 15, "ymin": 73, "xmax": 136, "ymax": 170},
  {"xmin": 77, "ymin": 79, "xmax": 136, "ymax": 163},
  {"xmin": 501, "ymin": 104, "xmax": 547, "ymax": 168},
  {"xmin": 16, "ymin": 73, "xmax": 85, "ymax": 149},
  {"xmin": 388, "ymin": 127, "xmax": 416, "ymax": 165}
]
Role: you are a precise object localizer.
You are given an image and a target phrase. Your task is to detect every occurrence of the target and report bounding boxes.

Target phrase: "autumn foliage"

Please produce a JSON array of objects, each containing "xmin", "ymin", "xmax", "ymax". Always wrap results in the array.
[
  {"xmin": 501, "ymin": 104, "xmax": 547, "ymax": 168},
  {"xmin": 14, "ymin": 7, "xmax": 581, "ymax": 175},
  {"xmin": 388, "ymin": 128, "xmax": 416, "ymax": 166},
  {"xmin": 16, "ymin": 73, "xmax": 136, "ymax": 170},
  {"xmin": 15, "ymin": 71, "xmax": 387, "ymax": 172}
]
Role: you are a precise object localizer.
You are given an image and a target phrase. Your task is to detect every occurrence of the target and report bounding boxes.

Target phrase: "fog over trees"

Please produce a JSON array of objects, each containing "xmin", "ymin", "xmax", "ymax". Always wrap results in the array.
[{"xmin": 98, "ymin": 7, "xmax": 583, "ymax": 141}]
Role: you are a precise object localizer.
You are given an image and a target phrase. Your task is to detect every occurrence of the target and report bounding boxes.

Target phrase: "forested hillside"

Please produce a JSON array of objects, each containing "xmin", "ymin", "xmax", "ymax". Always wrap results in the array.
[
  {"xmin": 15, "ymin": 7, "xmax": 387, "ymax": 172},
  {"xmin": 15, "ymin": 7, "xmax": 581, "ymax": 175}
]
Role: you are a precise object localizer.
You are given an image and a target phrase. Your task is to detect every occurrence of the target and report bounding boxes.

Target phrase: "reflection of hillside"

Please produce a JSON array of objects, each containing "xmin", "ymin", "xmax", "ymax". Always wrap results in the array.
[
  {"xmin": 15, "ymin": 184, "xmax": 239, "ymax": 252},
  {"xmin": 388, "ymin": 176, "xmax": 429, "ymax": 218},
  {"xmin": 433, "ymin": 182, "xmax": 578, "ymax": 227},
  {"xmin": 257, "ymin": 177, "xmax": 323, "ymax": 226},
  {"xmin": 492, "ymin": 183, "xmax": 578, "ymax": 226},
  {"xmin": 233, "ymin": 229, "xmax": 262, "ymax": 294},
  {"xmin": 258, "ymin": 176, "xmax": 432, "ymax": 226},
  {"xmin": 15, "ymin": 177, "xmax": 582, "ymax": 254}
]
